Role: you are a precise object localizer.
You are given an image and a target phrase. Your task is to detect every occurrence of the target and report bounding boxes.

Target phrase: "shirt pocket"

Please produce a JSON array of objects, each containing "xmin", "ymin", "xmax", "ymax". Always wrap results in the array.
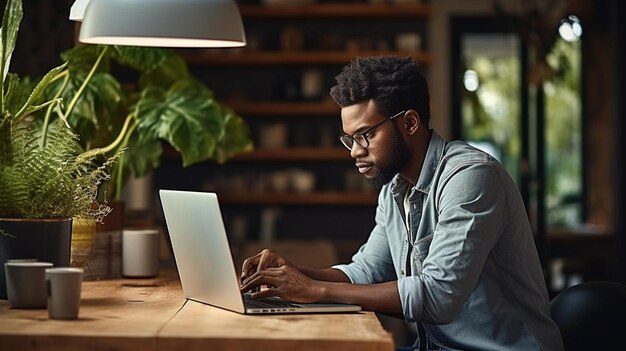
[{"xmin": 413, "ymin": 232, "xmax": 434, "ymax": 274}]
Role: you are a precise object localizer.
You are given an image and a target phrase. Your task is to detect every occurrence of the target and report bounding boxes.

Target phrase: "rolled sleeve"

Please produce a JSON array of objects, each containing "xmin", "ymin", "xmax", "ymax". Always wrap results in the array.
[
  {"xmin": 331, "ymin": 188, "xmax": 396, "ymax": 285},
  {"xmin": 331, "ymin": 263, "xmax": 366, "ymax": 284},
  {"xmin": 331, "ymin": 243, "xmax": 376, "ymax": 284},
  {"xmin": 398, "ymin": 276, "xmax": 426, "ymax": 322}
]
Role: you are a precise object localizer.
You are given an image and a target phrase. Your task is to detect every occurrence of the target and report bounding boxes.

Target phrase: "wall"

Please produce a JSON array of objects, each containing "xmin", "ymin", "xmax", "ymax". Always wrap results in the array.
[{"xmin": 579, "ymin": 1, "xmax": 615, "ymax": 230}]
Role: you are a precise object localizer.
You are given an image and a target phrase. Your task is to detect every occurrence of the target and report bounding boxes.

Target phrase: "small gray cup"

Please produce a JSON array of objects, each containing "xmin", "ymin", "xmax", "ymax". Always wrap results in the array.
[
  {"xmin": 46, "ymin": 267, "xmax": 83, "ymax": 320},
  {"xmin": 5, "ymin": 261, "xmax": 53, "ymax": 309}
]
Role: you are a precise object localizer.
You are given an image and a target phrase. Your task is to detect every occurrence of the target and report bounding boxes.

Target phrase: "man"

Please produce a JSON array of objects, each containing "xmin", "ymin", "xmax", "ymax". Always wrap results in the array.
[{"xmin": 240, "ymin": 56, "xmax": 563, "ymax": 351}]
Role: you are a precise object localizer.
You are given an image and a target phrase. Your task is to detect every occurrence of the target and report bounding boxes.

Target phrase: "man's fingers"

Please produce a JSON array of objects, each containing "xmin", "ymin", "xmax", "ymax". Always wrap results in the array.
[
  {"xmin": 257, "ymin": 249, "xmax": 273, "ymax": 273},
  {"xmin": 241, "ymin": 251, "xmax": 264, "ymax": 280},
  {"xmin": 240, "ymin": 272, "xmax": 268, "ymax": 292},
  {"xmin": 240, "ymin": 271, "xmax": 280, "ymax": 292},
  {"xmin": 251, "ymin": 287, "xmax": 277, "ymax": 299},
  {"xmin": 241, "ymin": 267, "xmax": 282, "ymax": 286}
]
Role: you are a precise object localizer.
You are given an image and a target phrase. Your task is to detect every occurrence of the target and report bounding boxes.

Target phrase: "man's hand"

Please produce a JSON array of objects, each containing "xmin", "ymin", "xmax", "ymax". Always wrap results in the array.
[
  {"xmin": 240, "ymin": 265, "xmax": 324, "ymax": 303},
  {"xmin": 239, "ymin": 249, "xmax": 404, "ymax": 313},
  {"xmin": 239, "ymin": 249, "xmax": 323, "ymax": 302},
  {"xmin": 240, "ymin": 249, "xmax": 294, "ymax": 282}
]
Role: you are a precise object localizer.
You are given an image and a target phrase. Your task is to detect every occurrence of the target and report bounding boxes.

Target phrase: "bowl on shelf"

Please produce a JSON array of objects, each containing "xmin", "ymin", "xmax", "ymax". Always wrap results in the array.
[
  {"xmin": 262, "ymin": 0, "xmax": 316, "ymax": 5},
  {"xmin": 289, "ymin": 169, "xmax": 316, "ymax": 193}
]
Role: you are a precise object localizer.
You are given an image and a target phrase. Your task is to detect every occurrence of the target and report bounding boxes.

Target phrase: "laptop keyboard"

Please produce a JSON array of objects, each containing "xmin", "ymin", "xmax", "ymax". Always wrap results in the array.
[{"xmin": 243, "ymin": 294, "xmax": 295, "ymax": 309}]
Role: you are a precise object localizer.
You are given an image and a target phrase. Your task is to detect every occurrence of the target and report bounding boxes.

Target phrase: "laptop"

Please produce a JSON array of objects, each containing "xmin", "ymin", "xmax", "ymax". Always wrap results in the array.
[{"xmin": 159, "ymin": 189, "xmax": 362, "ymax": 314}]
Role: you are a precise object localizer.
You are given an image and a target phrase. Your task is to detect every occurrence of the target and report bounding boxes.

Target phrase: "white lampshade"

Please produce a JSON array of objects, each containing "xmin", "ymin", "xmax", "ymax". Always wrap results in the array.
[
  {"xmin": 69, "ymin": 0, "xmax": 89, "ymax": 22},
  {"xmin": 74, "ymin": 0, "xmax": 246, "ymax": 48}
]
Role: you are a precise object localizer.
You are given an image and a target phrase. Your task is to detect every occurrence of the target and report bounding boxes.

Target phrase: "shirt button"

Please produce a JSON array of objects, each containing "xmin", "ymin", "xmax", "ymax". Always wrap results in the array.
[{"xmin": 401, "ymin": 269, "xmax": 405, "ymax": 276}]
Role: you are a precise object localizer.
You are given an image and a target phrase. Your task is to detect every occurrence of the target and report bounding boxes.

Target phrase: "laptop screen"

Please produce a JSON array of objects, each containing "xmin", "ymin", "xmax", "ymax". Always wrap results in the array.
[{"xmin": 160, "ymin": 190, "xmax": 246, "ymax": 313}]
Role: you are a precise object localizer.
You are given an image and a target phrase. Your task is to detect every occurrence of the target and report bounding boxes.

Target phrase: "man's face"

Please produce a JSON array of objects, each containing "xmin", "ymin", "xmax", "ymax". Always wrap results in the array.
[{"xmin": 340, "ymin": 101, "xmax": 411, "ymax": 189}]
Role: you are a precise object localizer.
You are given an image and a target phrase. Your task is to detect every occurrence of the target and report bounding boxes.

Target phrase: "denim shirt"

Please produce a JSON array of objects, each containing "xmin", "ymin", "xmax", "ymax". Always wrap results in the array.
[{"xmin": 333, "ymin": 131, "xmax": 564, "ymax": 351}]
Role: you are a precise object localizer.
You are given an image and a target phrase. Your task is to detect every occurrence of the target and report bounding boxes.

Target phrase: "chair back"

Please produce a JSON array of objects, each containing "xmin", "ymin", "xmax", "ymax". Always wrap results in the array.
[{"xmin": 550, "ymin": 281, "xmax": 626, "ymax": 350}]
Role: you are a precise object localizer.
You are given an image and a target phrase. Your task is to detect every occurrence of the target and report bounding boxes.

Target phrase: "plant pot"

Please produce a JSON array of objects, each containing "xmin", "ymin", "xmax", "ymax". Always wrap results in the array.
[
  {"xmin": 0, "ymin": 218, "xmax": 72, "ymax": 299},
  {"xmin": 84, "ymin": 201, "xmax": 124, "ymax": 280},
  {"xmin": 71, "ymin": 218, "xmax": 96, "ymax": 268},
  {"xmin": 96, "ymin": 200, "xmax": 124, "ymax": 232}
]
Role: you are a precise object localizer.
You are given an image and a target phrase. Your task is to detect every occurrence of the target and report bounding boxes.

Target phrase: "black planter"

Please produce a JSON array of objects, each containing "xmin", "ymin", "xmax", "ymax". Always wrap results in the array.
[{"xmin": 0, "ymin": 218, "xmax": 72, "ymax": 299}]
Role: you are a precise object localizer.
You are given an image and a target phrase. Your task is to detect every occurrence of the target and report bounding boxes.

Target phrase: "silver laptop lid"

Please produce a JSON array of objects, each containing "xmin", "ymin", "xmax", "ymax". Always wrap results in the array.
[
  {"xmin": 160, "ymin": 190, "xmax": 245, "ymax": 313},
  {"xmin": 160, "ymin": 189, "xmax": 361, "ymax": 315}
]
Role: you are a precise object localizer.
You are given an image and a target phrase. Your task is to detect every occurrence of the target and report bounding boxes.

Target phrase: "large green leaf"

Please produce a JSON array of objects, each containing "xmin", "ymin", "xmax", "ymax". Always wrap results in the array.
[
  {"xmin": 61, "ymin": 44, "xmax": 110, "ymax": 73},
  {"xmin": 134, "ymin": 80, "xmax": 223, "ymax": 166},
  {"xmin": 3, "ymin": 73, "xmax": 34, "ymax": 116},
  {"xmin": 47, "ymin": 70, "xmax": 121, "ymax": 144},
  {"xmin": 0, "ymin": 0, "xmax": 22, "ymax": 111},
  {"xmin": 214, "ymin": 108, "xmax": 253, "ymax": 163},
  {"xmin": 15, "ymin": 62, "xmax": 66, "ymax": 118},
  {"xmin": 124, "ymin": 136, "xmax": 162, "ymax": 177},
  {"xmin": 110, "ymin": 46, "xmax": 170, "ymax": 73},
  {"xmin": 139, "ymin": 53, "xmax": 189, "ymax": 89}
]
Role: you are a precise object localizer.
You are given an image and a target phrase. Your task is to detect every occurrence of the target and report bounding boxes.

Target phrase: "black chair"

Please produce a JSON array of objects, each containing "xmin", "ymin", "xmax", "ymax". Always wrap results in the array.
[{"xmin": 550, "ymin": 281, "xmax": 626, "ymax": 350}]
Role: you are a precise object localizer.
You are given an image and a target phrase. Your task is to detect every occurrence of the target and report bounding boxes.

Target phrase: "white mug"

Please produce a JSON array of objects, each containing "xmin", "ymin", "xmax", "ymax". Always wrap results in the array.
[
  {"xmin": 122, "ymin": 229, "xmax": 160, "ymax": 278},
  {"xmin": 5, "ymin": 261, "xmax": 53, "ymax": 308},
  {"xmin": 46, "ymin": 267, "xmax": 83, "ymax": 319}
]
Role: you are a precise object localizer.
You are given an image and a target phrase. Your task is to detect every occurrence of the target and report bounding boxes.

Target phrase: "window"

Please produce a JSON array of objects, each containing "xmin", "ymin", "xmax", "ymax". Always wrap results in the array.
[
  {"xmin": 458, "ymin": 33, "xmax": 522, "ymax": 184},
  {"xmin": 452, "ymin": 17, "xmax": 584, "ymax": 231},
  {"xmin": 544, "ymin": 38, "xmax": 583, "ymax": 226}
]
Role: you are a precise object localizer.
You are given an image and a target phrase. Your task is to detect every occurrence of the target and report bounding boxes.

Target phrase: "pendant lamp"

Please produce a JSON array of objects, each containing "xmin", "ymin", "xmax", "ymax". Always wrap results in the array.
[
  {"xmin": 69, "ymin": 0, "xmax": 89, "ymax": 21},
  {"xmin": 70, "ymin": 0, "xmax": 246, "ymax": 48}
]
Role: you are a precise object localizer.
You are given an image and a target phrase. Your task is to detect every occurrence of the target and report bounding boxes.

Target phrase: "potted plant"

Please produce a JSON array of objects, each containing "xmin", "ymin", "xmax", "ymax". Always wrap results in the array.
[
  {"xmin": 1, "ymin": 0, "xmax": 254, "ymax": 286},
  {"xmin": 0, "ymin": 0, "xmax": 119, "ymax": 297},
  {"xmin": 21, "ymin": 4, "xmax": 252, "ymax": 278},
  {"xmin": 43, "ymin": 44, "xmax": 253, "ymax": 205},
  {"xmin": 38, "ymin": 39, "xmax": 253, "ymax": 279}
]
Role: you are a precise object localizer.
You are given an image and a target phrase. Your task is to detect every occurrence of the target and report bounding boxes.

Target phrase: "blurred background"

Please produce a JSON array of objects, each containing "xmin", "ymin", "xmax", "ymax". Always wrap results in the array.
[{"xmin": 9, "ymin": 0, "xmax": 625, "ymax": 345}]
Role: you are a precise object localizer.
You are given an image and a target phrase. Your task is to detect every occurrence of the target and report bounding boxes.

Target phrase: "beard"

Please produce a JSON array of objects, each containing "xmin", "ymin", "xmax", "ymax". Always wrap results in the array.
[{"xmin": 368, "ymin": 126, "xmax": 411, "ymax": 189}]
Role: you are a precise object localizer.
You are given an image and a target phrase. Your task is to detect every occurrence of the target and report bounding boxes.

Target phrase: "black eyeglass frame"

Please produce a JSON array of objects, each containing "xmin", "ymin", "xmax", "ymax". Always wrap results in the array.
[{"xmin": 339, "ymin": 110, "xmax": 406, "ymax": 150}]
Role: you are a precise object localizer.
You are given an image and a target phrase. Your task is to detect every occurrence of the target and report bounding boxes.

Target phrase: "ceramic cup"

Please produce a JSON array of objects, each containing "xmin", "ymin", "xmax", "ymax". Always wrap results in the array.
[
  {"xmin": 122, "ymin": 229, "xmax": 160, "ymax": 278},
  {"xmin": 46, "ymin": 267, "xmax": 83, "ymax": 320},
  {"xmin": 258, "ymin": 123, "xmax": 288, "ymax": 149},
  {"xmin": 395, "ymin": 32, "xmax": 422, "ymax": 52},
  {"xmin": 5, "ymin": 261, "xmax": 53, "ymax": 308},
  {"xmin": 289, "ymin": 169, "xmax": 316, "ymax": 193}
]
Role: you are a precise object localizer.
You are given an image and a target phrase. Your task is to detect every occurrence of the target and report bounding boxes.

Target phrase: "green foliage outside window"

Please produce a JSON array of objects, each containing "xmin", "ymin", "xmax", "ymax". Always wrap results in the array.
[
  {"xmin": 544, "ymin": 38, "xmax": 583, "ymax": 226},
  {"xmin": 461, "ymin": 39, "xmax": 522, "ymax": 183},
  {"xmin": 460, "ymin": 35, "xmax": 583, "ymax": 227}
]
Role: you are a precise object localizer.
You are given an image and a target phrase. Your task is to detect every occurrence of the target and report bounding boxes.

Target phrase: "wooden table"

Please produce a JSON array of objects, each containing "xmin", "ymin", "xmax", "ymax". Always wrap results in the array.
[{"xmin": 0, "ymin": 271, "xmax": 394, "ymax": 351}]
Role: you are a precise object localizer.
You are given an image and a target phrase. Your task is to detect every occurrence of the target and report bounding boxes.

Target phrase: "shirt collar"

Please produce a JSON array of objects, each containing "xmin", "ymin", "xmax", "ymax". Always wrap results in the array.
[{"xmin": 391, "ymin": 129, "xmax": 446, "ymax": 195}]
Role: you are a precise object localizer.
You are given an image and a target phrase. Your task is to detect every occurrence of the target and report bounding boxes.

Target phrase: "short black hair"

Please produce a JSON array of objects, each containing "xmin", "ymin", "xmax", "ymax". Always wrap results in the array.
[{"xmin": 330, "ymin": 56, "xmax": 430, "ymax": 125}]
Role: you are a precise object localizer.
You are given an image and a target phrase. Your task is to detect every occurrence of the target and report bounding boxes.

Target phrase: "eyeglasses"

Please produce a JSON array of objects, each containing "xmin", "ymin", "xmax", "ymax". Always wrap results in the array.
[{"xmin": 339, "ymin": 110, "xmax": 405, "ymax": 151}]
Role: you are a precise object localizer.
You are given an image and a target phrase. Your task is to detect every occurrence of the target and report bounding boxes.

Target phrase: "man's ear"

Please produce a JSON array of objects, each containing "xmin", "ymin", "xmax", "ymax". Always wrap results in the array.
[{"xmin": 404, "ymin": 110, "xmax": 420, "ymax": 135}]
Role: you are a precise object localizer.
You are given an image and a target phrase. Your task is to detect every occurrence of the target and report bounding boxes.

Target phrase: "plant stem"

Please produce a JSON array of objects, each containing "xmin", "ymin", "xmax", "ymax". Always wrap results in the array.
[
  {"xmin": 65, "ymin": 45, "xmax": 109, "ymax": 119},
  {"xmin": 113, "ymin": 119, "xmax": 137, "ymax": 200},
  {"xmin": 77, "ymin": 111, "xmax": 136, "ymax": 161},
  {"xmin": 41, "ymin": 73, "xmax": 69, "ymax": 147},
  {"xmin": 102, "ymin": 112, "xmax": 136, "ymax": 154}
]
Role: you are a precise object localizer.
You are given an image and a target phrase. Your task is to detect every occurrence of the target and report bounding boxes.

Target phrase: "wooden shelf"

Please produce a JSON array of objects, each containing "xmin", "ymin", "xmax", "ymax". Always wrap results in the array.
[
  {"xmin": 219, "ymin": 192, "xmax": 377, "ymax": 206},
  {"xmin": 225, "ymin": 100, "xmax": 340, "ymax": 116},
  {"xmin": 235, "ymin": 147, "xmax": 349, "ymax": 161},
  {"xmin": 165, "ymin": 3, "xmax": 428, "ymax": 213},
  {"xmin": 164, "ymin": 147, "xmax": 350, "ymax": 162},
  {"xmin": 182, "ymin": 51, "xmax": 432, "ymax": 66},
  {"xmin": 239, "ymin": 4, "xmax": 431, "ymax": 18}
]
